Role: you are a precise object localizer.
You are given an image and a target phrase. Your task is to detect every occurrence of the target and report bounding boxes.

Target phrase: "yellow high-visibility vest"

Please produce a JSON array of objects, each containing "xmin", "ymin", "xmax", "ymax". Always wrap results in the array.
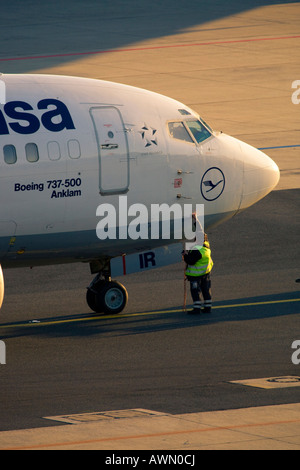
[{"xmin": 185, "ymin": 244, "xmax": 213, "ymax": 277}]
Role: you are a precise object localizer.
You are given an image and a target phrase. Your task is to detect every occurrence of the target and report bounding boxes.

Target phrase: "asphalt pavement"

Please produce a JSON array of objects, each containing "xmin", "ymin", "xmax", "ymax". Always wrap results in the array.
[{"xmin": 0, "ymin": 0, "xmax": 299, "ymax": 449}]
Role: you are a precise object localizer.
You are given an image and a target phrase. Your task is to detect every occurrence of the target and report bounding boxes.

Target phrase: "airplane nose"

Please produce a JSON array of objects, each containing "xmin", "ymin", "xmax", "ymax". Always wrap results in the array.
[{"xmin": 239, "ymin": 140, "xmax": 280, "ymax": 209}]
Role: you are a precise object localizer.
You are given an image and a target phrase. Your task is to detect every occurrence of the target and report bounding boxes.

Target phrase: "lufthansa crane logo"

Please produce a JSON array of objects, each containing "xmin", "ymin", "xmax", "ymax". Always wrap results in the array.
[{"xmin": 201, "ymin": 167, "xmax": 225, "ymax": 201}]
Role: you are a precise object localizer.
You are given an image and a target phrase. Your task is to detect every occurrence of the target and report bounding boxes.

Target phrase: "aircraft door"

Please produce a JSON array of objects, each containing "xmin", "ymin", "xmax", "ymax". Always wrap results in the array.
[{"xmin": 90, "ymin": 106, "xmax": 129, "ymax": 195}]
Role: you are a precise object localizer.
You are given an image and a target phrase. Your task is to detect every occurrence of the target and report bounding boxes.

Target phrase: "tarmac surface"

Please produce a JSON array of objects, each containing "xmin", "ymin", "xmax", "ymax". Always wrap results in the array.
[{"xmin": 0, "ymin": 0, "xmax": 299, "ymax": 450}]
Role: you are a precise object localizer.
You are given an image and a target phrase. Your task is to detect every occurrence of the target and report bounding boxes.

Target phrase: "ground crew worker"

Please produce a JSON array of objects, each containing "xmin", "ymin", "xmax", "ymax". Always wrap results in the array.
[{"xmin": 183, "ymin": 233, "xmax": 213, "ymax": 314}]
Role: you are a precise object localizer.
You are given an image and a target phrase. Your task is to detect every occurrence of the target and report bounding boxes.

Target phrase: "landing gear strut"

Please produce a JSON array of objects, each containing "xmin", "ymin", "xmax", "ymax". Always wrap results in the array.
[{"xmin": 86, "ymin": 272, "xmax": 128, "ymax": 315}]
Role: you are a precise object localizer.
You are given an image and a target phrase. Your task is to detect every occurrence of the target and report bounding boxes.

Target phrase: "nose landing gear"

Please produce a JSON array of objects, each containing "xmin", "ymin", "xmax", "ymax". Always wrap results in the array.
[{"xmin": 86, "ymin": 273, "xmax": 128, "ymax": 315}]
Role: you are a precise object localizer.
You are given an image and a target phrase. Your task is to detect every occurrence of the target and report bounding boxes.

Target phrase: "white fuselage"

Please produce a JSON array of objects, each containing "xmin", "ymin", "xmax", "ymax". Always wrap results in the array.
[{"xmin": 0, "ymin": 74, "xmax": 279, "ymax": 268}]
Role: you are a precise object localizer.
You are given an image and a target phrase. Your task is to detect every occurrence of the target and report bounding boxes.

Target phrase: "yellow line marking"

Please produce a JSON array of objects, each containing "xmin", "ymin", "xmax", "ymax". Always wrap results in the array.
[
  {"xmin": 215, "ymin": 298, "xmax": 300, "ymax": 309},
  {"xmin": 0, "ymin": 298, "xmax": 299, "ymax": 330}
]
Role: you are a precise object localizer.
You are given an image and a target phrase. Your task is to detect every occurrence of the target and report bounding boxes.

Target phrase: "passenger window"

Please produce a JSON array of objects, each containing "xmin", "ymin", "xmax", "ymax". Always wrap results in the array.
[
  {"xmin": 25, "ymin": 143, "xmax": 39, "ymax": 163},
  {"xmin": 47, "ymin": 141, "xmax": 61, "ymax": 161},
  {"xmin": 68, "ymin": 139, "xmax": 81, "ymax": 159},
  {"xmin": 168, "ymin": 122, "xmax": 193, "ymax": 143},
  {"xmin": 185, "ymin": 120, "xmax": 211, "ymax": 143},
  {"xmin": 3, "ymin": 145, "xmax": 17, "ymax": 164}
]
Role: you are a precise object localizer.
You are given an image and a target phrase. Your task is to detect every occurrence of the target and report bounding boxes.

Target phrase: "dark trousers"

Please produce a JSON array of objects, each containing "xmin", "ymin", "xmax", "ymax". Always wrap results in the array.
[{"xmin": 189, "ymin": 273, "xmax": 212, "ymax": 310}]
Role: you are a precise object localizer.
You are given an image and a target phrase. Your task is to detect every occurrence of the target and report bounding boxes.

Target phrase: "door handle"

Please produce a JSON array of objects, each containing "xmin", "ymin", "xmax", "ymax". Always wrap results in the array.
[{"xmin": 101, "ymin": 143, "xmax": 119, "ymax": 150}]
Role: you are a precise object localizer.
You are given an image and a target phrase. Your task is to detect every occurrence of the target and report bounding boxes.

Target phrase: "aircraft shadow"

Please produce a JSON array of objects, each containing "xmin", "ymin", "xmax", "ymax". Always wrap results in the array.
[
  {"xmin": 0, "ymin": 0, "xmax": 286, "ymax": 73},
  {"xmin": 0, "ymin": 290, "xmax": 298, "ymax": 340}
]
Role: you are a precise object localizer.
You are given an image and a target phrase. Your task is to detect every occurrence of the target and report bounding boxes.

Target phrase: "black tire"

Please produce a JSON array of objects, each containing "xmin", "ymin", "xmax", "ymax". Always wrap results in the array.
[
  {"xmin": 86, "ymin": 279, "xmax": 106, "ymax": 313},
  {"xmin": 86, "ymin": 288, "xmax": 103, "ymax": 313},
  {"xmin": 99, "ymin": 281, "xmax": 128, "ymax": 314}
]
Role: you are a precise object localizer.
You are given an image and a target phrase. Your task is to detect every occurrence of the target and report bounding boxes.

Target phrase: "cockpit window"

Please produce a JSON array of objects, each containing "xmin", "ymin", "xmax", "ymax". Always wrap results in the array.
[
  {"xmin": 199, "ymin": 117, "xmax": 213, "ymax": 133},
  {"xmin": 168, "ymin": 122, "xmax": 194, "ymax": 143},
  {"xmin": 185, "ymin": 120, "xmax": 211, "ymax": 143},
  {"xmin": 178, "ymin": 109, "xmax": 191, "ymax": 116},
  {"xmin": 168, "ymin": 119, "xmax": 212, "ymax": 145}
]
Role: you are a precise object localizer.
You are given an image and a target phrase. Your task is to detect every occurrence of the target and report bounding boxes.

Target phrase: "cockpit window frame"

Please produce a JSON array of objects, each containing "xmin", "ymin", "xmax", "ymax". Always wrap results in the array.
[
  {"xmin": 167, "ymin": 118, "xmax": 213, "ymax": 146},
  {"xmin": 167, "ymin": 120, "xmax": 195, "ymax": 145},
  {"xmin": 185, "ymin": 119, "xmax": 213, "ymax": 144}
]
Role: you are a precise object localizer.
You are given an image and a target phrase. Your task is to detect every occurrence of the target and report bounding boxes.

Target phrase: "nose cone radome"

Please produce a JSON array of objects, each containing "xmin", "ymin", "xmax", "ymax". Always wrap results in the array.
[{"xmin": 239, "ymin": 141, "xmax": 280, "ymax": 209}]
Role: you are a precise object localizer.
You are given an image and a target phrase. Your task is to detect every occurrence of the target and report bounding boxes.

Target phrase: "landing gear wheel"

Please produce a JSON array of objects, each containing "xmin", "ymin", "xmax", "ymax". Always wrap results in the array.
[
  {"xmin": 100, "ymin": 281, "xmax": 128, "ymax": 314},
  {"xmin": 86, "ymin": 288, "xmax": 102, "ymax": 313},
  {"xmin": 86, "ymin": 280, "xmax": 128, "ymax": 315},
  {"xmin": 86, "ymin": 279, "xmax": 105, "ymax": 313}
]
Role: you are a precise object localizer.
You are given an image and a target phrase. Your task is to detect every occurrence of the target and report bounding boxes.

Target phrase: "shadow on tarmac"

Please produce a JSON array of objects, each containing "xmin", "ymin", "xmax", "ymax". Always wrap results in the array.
[
  {"xmin": 0, "ymin": 290, "xmax": 299, "ymax": 340},
  {"xmin": 0, "ymin": 0, "xmax": 294, "ymax": 73}
]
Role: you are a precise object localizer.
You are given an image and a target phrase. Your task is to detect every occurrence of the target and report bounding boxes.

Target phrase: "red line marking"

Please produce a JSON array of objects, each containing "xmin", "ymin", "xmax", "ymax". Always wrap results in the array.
[
  {"xmin": 3, "ymin": 417, "xmax": 300, "ymax": 450},
  {"xmin": 0, "ymin": 35, "xmax": 299, "ymax": 62},
  {"xmin": 122, "ymin": 254, "xmax": 126, "ymax": 276}
]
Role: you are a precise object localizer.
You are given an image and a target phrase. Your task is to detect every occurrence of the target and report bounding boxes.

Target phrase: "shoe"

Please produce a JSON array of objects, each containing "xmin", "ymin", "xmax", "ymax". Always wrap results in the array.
[
  {"xmin": 201, "ymin": 308, "xmax": 211, "ymax": 314},
  {"xmin": 188, "ymin": 308, "xmax": 202, "ymax": 315}
]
